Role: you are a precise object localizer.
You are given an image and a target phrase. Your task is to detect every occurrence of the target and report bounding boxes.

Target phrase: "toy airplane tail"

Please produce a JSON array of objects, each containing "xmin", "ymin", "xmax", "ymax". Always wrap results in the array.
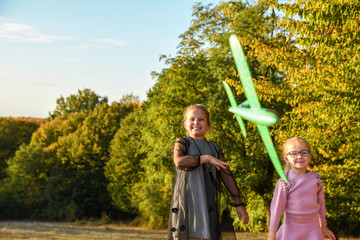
[{"xmin": 222, "ymin": 81, "xmax": 248, "ymax": 137}]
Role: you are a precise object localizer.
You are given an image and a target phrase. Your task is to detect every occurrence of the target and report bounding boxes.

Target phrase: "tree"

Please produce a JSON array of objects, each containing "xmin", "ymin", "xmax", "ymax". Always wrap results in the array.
[
  {"xmin": 254, "ymin": 0, "xmax": 360, "ymax": 236},
  {"xmin": 0, "ymin": 90, "xmax": 140, "ymax": 221},
  {"xmin": 0, "ymin": 113, "xmax": 86, "ymax": 219},
  {"xmin": 0, "ymin": 143, "xmax": 53, "ymax": 218},
  {"xmin": 45, "ymin": 101, "xmax": 139, "ymax": 220},
  {"xmin": 48, "ymin": 88, "xmax": 108, "ymax": 119},
  {"xmin": 105, "ymin": 108, "xmax": 145, "ymax": 216},
  {"xmin": 0, "ymin": 117, "xmax": 44, "ymax": 179}
]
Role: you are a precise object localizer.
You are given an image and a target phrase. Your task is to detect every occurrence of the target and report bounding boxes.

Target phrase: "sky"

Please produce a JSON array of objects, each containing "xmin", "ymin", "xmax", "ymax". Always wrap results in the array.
[{"xmin": 0, "ymin": 0, "xmax": 219, "ymax": 118}]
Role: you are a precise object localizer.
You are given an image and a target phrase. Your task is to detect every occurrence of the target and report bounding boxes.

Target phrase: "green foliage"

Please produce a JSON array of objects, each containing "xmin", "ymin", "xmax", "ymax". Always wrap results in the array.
[
  {"xmin": 0, "ymin": 91, "xmax": 140, "ymax": 220},
  {"xmin": 0, "ymin": 117, "xmax": 44, "ymax": 179},
  {"xmin": 312, "ymin": 163, "xmax": 360, "ymax": 236},
  {"xmin": 105, "ymin": 108, "xmax": 145, "ymax": 215},
  {"xmin": 44, "ymin": 101, "xmax": 139, "ymax": 219},
  {"xmin": 0, "ymin": 1, "xmax": 358, "ymax": 237},
  {"xmin": 254, "ymin": 0, "xmax": 360, "ymax": 235},
  {"xmin": 0, "ymin": 143, "xmax": 53, "ymax": 218},
  {"xmin": 48, "ymin": 88, "xmax": 108, "ymax": 120},
  {"xmin": 231, "ymin": 193, "xmax": 268, "ymax": 232}
]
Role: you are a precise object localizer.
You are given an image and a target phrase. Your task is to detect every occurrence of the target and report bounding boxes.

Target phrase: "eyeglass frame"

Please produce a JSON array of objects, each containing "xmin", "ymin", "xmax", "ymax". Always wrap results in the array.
[{"xmin": 286, "ymin": 150, "xmax": 311, "ymax": 158}]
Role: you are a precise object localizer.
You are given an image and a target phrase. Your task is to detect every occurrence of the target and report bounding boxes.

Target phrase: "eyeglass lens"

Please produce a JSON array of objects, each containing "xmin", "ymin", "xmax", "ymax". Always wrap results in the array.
[{"xmin": 288, "ymin": 150, "xmax": 310, "ymax": 158}]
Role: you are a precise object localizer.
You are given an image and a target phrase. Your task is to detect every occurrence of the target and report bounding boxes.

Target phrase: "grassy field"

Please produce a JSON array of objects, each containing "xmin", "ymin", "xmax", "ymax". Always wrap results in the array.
[{"xmin": 0, "ymin": 221, "xmax": 358, "ymax": 240}]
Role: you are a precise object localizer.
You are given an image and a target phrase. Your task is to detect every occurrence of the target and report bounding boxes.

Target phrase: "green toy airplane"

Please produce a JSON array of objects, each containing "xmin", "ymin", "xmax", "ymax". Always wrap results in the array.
[{"xmin": 223, "ymin": 34, "xmax": 289, "ymax": 183}]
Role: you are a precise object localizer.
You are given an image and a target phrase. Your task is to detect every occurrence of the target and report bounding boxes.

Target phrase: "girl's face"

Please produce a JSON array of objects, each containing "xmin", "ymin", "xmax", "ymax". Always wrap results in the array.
[
  {"xmin": 283, "ymin": 139, "xmax": 312, "ymax": 174},
  {"xmin": 184, "ymin": 109, "xmax": 209, "ymax": 140}
]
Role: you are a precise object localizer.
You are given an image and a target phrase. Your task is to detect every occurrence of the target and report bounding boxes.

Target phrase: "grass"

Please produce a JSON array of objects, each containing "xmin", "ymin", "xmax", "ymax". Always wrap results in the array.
[
  {"xmin": 0, "ymin": 221, "xmax": 166, "ymax": 240},
  {"xmin": 0, "ymin": 221, "xmax": 358, "ymax": 240}
]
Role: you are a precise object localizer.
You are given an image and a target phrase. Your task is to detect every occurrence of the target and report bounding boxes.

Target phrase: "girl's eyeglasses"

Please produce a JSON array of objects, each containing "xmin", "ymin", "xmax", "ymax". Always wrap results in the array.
[{"xmin": 286, "ymin": 150, "xmax": 310, "ymax": 158}]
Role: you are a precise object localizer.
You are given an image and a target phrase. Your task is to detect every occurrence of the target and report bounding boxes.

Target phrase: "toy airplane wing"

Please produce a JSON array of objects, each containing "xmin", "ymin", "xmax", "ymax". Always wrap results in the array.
[{"xmin": 223, "ymin": 34, "xmax": 289, "ymax": 183}]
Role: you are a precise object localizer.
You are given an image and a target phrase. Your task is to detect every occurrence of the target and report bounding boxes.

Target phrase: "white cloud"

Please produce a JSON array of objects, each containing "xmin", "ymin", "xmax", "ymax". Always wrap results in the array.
[
  {"xmin": 93, "ymin": 38, "xmax": 126, "ymax": 46},
  {"xmin": 32, "ymin": 81, "xmax": 59, "ymax": 87},
  {"xmin": 47, "ymin": 57, "xmax": 83, "ymax": 63},
  {"xmin": 0, "ymin": 22, "xmax": 77, "ymax": 43},
  {"xmin": 65, "ymin": 44, "xmax": 90, "ymax": 50}
]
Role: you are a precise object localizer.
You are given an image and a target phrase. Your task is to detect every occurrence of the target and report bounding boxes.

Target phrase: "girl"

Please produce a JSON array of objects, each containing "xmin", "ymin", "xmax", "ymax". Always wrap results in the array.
[
  {"xmin": 268, "ymin": 137, "xmax": 336, "ymax": 240},
  {"xmin": 168, "ymin": 104, "xmax": 249, "ymax": 240}
]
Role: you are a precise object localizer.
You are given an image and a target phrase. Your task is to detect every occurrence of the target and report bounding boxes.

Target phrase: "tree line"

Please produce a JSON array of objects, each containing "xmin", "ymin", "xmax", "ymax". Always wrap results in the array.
[{"xmin": 0, "ymin": 0, "xmax": 359, "ymax": 237}]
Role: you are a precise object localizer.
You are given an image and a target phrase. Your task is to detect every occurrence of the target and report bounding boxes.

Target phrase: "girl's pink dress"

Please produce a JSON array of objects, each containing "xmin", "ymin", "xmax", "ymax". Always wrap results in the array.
[{"xmin": 269, "ymin": 170, "xmax": 326, "ymax": 240}]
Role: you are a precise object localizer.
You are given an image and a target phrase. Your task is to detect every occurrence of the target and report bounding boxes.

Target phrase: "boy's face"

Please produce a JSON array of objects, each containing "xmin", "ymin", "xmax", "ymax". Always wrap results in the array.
[
  {"xmin": 184, "ymin": 109, "xmax": 209, "ymax": 140},
  {"xmin": 283, "ymin": 139, "xmax": 312, "ymax": 174}
]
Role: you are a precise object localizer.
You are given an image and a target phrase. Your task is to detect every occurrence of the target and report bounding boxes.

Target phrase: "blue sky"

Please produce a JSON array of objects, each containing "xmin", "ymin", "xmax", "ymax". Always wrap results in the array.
[{"xmin": 0, "ymin": 0, "xmax": 218, "ymax": 118}]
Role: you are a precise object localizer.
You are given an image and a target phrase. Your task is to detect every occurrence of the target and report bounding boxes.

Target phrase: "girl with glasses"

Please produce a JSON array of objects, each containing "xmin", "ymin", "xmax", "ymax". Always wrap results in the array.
[{"xmin": 268, "ymin": 137, "xmax": 336, "ymax": 240}]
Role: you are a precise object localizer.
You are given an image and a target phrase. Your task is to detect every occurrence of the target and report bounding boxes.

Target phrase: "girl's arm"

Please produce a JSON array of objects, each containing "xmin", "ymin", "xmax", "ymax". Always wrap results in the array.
[
  {"xmin": 317, "ymin": 179, "xmax": 326, "ymax": 224},
  {"xmin": 269, "ymin": 179, "xmax": 287, "ymax": 233},
  {"xmin": 267, "ymin": 230, "xmax": 276, "ymax": 240},
  {"xmin": 218, "ymin": 150, "xmax": 249, "ymax": 224},
  {"xmin": 173, "ymin": 138, "xmax": 232, "ymax": 170},
  {"xmin": 173, "ymin": 137, "xmax": 200, "ymax": 168},
  {"xmin": 320, "ymin": 221, "xmax": 336, "ymax": 240},
  {"xmin": 317, "ymin": 177, "xmax": 336, "ymax": 239},
  {"xmin": 217, "ymin": 150, "xmax": 243, "ymax": 204}
]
